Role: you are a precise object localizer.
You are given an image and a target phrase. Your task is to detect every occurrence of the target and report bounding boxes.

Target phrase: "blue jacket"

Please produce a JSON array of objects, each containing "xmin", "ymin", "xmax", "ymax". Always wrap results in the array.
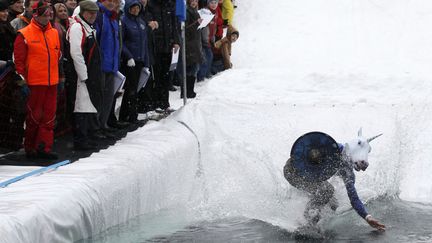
[
  {"xmin": 337, "ymin": 144, "xmax": 368, "ymax": 218},
  {"xmin": 95, "ymin": 2, "xmax": 120, "ymax": 73},
  {"xmin": 121, "ymin": 0, "xmax": 149, "ymax": 67}
]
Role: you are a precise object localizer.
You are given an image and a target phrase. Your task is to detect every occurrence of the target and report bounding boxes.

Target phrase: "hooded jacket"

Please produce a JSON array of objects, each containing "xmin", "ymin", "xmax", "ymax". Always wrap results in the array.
[
  {"xmin": 221, "ymin": 0, "xmax": 234, "ymax": 26},
  {"xmin": 121, "ymin": 0, "xmax": 149, "ymax": 66},
  {"xmin": 214, "ymin": 25, "xmax": 238, "ymax": 69}
]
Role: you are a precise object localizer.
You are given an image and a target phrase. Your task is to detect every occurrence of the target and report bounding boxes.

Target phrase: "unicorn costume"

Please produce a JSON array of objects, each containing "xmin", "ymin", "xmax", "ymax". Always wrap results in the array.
[{"xmin": 283, "ymin": 132, "xmax": 375, "ymax": 224}]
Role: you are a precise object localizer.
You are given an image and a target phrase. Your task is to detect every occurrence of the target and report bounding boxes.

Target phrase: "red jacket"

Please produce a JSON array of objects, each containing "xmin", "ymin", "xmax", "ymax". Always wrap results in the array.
[
  {"xmin": 215, "ymin": 5, "xmax": 224, "ymax": 40},
  {"xmin": 209, "ymin": 6, "xmax": 223, "ymax": 55},
  {"xmin": 14, "ymin": 19, "xmax": 61, "ymax": 86}
]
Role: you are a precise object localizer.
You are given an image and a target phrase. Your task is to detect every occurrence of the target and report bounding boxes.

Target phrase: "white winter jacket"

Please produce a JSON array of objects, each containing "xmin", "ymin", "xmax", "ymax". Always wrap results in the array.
[{"xmin": 67, "ymin": 15, "xmax": 98, "ymax": 113}]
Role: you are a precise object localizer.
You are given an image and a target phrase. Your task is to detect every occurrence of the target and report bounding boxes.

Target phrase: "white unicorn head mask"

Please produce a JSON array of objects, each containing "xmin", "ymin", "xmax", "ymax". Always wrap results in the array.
[{"xmin": 344, "ymin": 128, "xmax": 382, "ymax": 171}]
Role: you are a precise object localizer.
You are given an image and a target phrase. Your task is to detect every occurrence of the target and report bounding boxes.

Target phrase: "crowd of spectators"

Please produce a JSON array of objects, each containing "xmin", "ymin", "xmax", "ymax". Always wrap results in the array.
[{"xmin": 0, "ymin": 0, "xmax": 239, "ymax": 159}]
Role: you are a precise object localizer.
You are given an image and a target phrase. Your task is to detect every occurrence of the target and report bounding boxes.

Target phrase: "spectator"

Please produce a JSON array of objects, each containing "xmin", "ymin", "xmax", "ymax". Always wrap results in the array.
[
  {"xmin": 182, "ymin": 0, "xmax": 202, "ymax": 98},
  {"xmin": 53, "ymin": 3, "xmax": 69, "ymax": 35},
  {"xmin": 220, "ymin": 0, "xmax": 233, "ymax": 26},
  {"xmin": 53, "ymin": 2, "xmax": 70, "ymax": 136},
  {"xmin": 208, "ymin": 0, "xmax": 222, "ymax": 70},
  {"xmin": 137, "ymin": 0, "xmax": 157, "ymax": 113},
  {"xmin": 10, "ymin": 0, "xmax": 38, "ymax": 30},
  {"xmin": 212, "ymin": 24, "xmax": 238, "ymax": 73},
  {"xmin": 7, "ymin": 0, "xmax": 24, "ymax": 21},
  {"xmin": 0, "ymin": 0, "xmax": 26, "ymax": 151},
  {"xmin": 197, "ymin": 0, "xmax": 215, "ymax": 82},
  {"xmin": 0, "ymin": 0, "xmax": 13, "ymax": 64},
  {"xmin": 13, "ymin": 0, "xmax": 62, "ymax": 159},
  {"xmin": 120, "ymin": 0, "xmax": 149, "ymax": 123},
  {"xmin": 64, "ymin": 0, "xmax": 77, "ymax": 16},
  {"xmin": 213, "ymin": 0, "xmax": 222, "ymax": 39},
  {"xmin": 106, "ymin": 0, "xmax": 130, "ymax": 130},
  {"xmin": 68, "ymin": 0, "xmax": 103, "ymax": 150},
  {"xmin": 147, "ymin": 0, "xmax": 180, "ymax": 111},
  {"xmin": 94, "ymin": 0, "xmax": 120, "ymax": 133}
]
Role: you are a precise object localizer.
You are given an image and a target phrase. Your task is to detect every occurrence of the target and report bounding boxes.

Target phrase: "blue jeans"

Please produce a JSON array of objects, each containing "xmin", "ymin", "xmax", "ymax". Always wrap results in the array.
[{"xmin": 197, "ymin": 46, "xmax": 213, "ymax": 81}]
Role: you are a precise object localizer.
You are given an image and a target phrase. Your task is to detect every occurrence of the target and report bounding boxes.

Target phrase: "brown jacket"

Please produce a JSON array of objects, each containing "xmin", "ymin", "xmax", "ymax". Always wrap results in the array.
[{"xmin": 214, "ymin": 25, "xmax": 239, "ymax": 70}]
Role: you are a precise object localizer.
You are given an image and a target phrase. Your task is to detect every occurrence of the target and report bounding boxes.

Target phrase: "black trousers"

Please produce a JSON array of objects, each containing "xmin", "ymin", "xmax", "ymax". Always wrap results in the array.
[
  {"xmin": 120, "ymin": 61, "xmax": 144, "ymax": 122},
  {"xmin": 152, "ymin": 53, "xmax": 171, "ymax": 109},
  {"xmin": 73, "ymin": 112, "xmax": 99, "ymax": 145}
]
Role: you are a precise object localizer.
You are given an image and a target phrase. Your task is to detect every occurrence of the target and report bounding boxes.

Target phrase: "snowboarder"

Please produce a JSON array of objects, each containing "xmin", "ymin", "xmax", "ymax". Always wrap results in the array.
[{"xmin": 284, "ymin": 129, "xmax": 386, "ymax": 232}]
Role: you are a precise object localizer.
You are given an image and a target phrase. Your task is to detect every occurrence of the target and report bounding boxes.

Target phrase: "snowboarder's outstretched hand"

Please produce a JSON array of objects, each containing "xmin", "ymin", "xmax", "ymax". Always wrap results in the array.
[{"xmin": 365, "ymin": 215, "xmax": 386, "ymax": 231}]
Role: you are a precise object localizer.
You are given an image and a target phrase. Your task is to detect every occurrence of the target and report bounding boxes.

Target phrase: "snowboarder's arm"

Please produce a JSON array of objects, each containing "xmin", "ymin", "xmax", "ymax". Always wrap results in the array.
[
  {"xmin": 342, "ymin": 169, "xmax": 386, "ymax": 230},
  {"xmin": 343, "ymin": 172, "xmax": 368, "ymax": 218}
]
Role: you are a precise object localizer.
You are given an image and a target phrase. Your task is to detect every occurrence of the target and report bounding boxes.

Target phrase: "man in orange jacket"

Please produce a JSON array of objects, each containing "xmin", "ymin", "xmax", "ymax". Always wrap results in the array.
[{"xmin": 14, "ymin": 0, "xmax": 62, "ymax": 160}]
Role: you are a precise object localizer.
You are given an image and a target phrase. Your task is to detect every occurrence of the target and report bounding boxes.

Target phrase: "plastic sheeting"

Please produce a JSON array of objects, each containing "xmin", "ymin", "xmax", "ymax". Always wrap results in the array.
[{"xmin": 0, "ymin": 108, "xmax": 204, "ymax": 243}]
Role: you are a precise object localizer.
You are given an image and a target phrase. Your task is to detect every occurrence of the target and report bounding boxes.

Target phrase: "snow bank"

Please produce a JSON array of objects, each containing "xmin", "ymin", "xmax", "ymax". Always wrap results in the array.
[{"xmin": 0, "ymin": 113, "xmax": 203, "ymax": 242}]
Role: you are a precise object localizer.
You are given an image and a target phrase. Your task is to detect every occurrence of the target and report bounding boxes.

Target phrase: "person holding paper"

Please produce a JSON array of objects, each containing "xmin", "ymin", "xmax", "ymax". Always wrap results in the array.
[
  {"xmin": 94, "ymin": 0, "xmax": 120, "ymax": 132},
  {"xmin": 147, "ymin": 0, "xmax": 180, "ymax": 111},
  {"xmin": 197, "ymin": 0, "xmax": 217, "ymax": 81},
  {"xmin": 182, "ymin": 0, "xmax": 203, "ymax": 98},
  {"xmin": 120, "ymin": 0, "xmax": 150, "ymax": 123},
  {"xmin": 137, "ymin": 0, "xmax": 157, "ymax": 113}
]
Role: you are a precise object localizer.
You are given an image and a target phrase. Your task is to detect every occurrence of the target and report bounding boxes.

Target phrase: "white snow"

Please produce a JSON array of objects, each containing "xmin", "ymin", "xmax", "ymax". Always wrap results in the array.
[{"xmin": 1, "ymin": 0, "xmax": 432, "ymax": 242}]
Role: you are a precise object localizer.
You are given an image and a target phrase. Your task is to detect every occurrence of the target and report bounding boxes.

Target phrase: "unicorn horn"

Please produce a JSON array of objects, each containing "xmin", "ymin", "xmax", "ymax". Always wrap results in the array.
[{"xmin": 367, "ymin": 133, "xmax": 383, "ymax": 143}]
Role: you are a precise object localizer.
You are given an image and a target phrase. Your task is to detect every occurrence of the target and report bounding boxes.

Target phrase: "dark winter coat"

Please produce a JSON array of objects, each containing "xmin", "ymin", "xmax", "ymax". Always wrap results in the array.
[
  {"xmin": 147, "ymin": 0, "xmax": 180, "ymax": 54},
  {"xmin": 122, "ymin": 0, "xmax": 149, "ymax": 67},
  {"xmin": 0, "ymin": 21, "xmax": 16, "ymax": 62},
  {"xmin": 140, "ymin": 6, "xmax": 155, "ymax": 66},
  {"xmin": 185, "ymin": 6, "xmax": 203, "ymax": 66}
]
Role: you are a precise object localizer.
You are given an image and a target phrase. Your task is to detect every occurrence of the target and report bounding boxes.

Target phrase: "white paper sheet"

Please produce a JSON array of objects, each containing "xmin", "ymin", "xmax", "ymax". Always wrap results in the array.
[
  {"xmin": 113, "ymin": 71, "xmax": 126, "ymax": 95},
  {"xmin": 169, "ymin": 48, "xmax": 180, "ymax": 71},
  {"xmin": 137, "ymin": 68, "xmax": 150, "ymax": 92},
  {"xmin": 197, "ymin": 8, "xmax": 214, "ymax": 29}
]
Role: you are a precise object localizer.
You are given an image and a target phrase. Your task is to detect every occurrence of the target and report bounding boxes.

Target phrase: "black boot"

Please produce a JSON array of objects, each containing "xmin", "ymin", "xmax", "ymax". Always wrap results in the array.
[{"xmin": 186, "ymin": 75, "xmax": 196, "ymax": 98}]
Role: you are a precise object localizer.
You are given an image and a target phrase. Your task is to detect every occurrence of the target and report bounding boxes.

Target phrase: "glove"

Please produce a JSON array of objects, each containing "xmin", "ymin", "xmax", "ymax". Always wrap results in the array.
[
  {"xmin": 21, "ymin": 84, "xmax": 30, "ymax": 98},
  {"xmin": 127, "ymin": 58, "xmax": 136, "ymax": 67},
  {"xmin": 57, "ymin": 82, "xmax": 64, "ymax": 92}
]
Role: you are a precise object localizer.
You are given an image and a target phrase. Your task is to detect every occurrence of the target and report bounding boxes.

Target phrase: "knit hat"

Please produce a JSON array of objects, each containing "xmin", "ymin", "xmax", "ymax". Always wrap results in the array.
[
  {"xmin": 0, "ymin": 0, "xmax": 8, "ymax": 11},
  {"xmin": 80, "ymin": 0, "xmax": 98, "ymax": 12},
  {"xmin": 207, "ymin": 0, "xmax": 217, "ymax": 4},
  {"xmin": 32, "ymin": 0, "xmax": 51, "ymax": 16}
]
